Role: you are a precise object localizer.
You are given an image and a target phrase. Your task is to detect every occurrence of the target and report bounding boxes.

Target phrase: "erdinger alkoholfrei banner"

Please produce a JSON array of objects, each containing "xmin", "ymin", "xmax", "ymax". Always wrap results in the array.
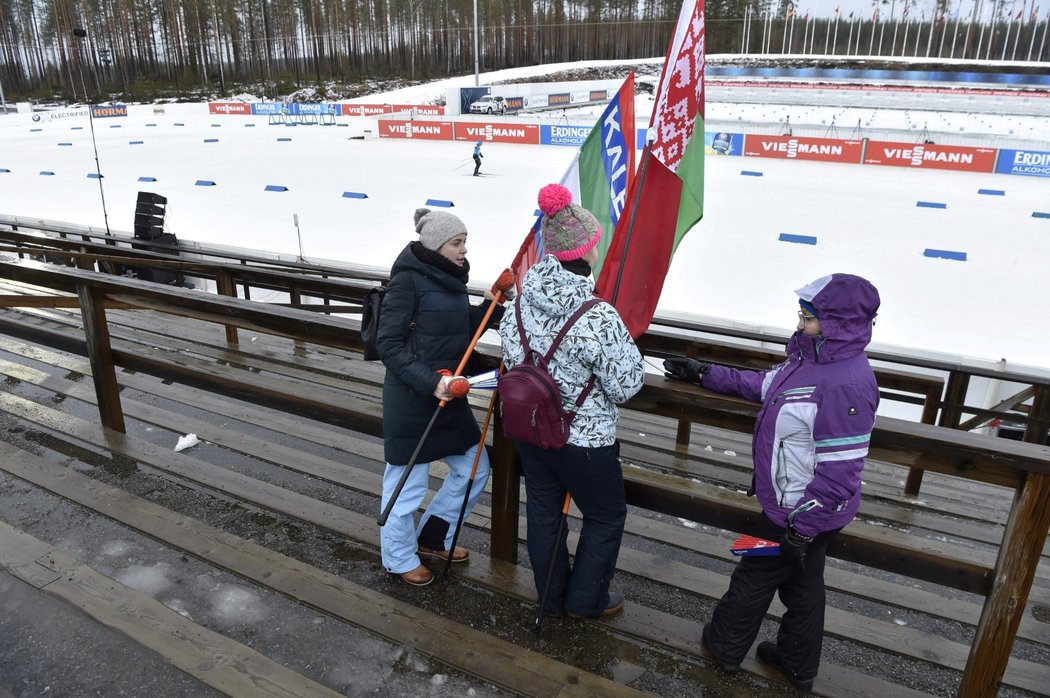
[
  {"xmin": 744, "ymin": 135, "xmax": 863, "ymax": 163},
  {"xmin": 863, "ymin": 141, "xmax": 997, "ymax": 172},
  {"xmin": 995, "ymin": 148, "xmax": 1050, "ymax": 178}
]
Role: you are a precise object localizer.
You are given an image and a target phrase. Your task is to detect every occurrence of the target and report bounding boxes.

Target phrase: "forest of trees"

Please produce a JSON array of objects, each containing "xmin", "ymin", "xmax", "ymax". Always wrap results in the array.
[{"xmin": 0, "ymin": 0, "xmax": 1045, "ymax": 103}]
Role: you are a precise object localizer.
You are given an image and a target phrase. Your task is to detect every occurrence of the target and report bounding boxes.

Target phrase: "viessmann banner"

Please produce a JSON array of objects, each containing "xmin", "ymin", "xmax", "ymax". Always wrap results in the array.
[
  {"xmin": 863, "ymin": 141, "xmax": 997, "ymax": 172},
  {"xmin": 378, "ymin": 120, "xmax": 454, "ymax": 140},
  {"xmin": 744, "ymin": 135, "xmax": 863, "ymax": 163},
  {"xmin": 455, "ymin": 121, "xmax": 539, "ymax": 144},
  {"xmin": 208, "ymin": 102, "xmax": 252, "ymax": 115}
]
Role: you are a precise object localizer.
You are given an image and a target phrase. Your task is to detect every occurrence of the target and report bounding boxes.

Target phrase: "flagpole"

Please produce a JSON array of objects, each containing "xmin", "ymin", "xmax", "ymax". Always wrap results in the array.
[
  {"xmin": 1002, "ymin": 13, "xmax": 1013, "ymax": 58},
  {"xmin": 1038, "ymin": 9, "xmax": 1049, "ymax": 58},
  {"xmin": 847, "ymin": 15, "xmax": 855, "ymax": 54},
  {"xmin": 869, "ymin": 11, "xmax": 878, "ymax": 54},
  {"xmin": 741, "ymin": 5, "xmax": 750, "ymax": 53},
  {"xmin": 1027, "ymin": 10, "xmax": 1040, "ymax": 58},
  {"xmin": 926, "ymin": 6, "xmax": 936, "ymax": 55},
  {"xmin": 892, "ymin": 2, "xmax": 901, "ymax": 52},
  {"xmin": 1003, "ymin": 10, "xmax": 1020, "ymax": 57}
]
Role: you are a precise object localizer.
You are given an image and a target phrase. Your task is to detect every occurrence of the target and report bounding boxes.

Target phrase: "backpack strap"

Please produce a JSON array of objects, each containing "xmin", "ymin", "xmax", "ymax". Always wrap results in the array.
[{"xmin": 515, "ymin": 295, "xmax": 601, "ymax": 413}]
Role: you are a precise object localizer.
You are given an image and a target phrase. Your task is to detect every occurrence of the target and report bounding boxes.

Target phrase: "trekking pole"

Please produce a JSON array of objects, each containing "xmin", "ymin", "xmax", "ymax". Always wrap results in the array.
[
  {"xmin": 443, "ymin": 382, "xmax": 500, "ymax": 579},
  {"xmin": 452, "ymin": 158, "xmax": 472, "ymax": 171},
  {"xmin": 535, "ymin": 491, "xmax": 571, "ymax": 634},
  {"xmin": 376, "ymin": 288, "xmax": 505, "ymax": 527}
]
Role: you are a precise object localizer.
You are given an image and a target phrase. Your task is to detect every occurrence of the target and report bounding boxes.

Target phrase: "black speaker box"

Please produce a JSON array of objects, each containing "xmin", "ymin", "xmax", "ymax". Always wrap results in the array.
[{"xmin": 134, "ymin": 191, "xmax": 168, "ymax": 240}]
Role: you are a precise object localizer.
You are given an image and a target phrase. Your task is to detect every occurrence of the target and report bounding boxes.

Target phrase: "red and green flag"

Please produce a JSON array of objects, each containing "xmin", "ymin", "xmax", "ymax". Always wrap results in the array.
[
  {"xmin": 595, "ymin": 0, "xmax": 706, "ymax": 338},
  {"xmin": 559, "ymin": 73, "xmax": 636, "ymax": 280},
  {"xmin": 510, "ymin": 75, "xmax": 636, "ymax": 284}
]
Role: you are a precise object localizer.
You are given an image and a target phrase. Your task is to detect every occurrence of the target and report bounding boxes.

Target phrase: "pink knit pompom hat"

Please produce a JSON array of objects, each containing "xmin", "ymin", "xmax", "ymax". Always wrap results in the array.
[{"xmin": 537, "ymin": 183, "xmax": 602, "ymax": 262}]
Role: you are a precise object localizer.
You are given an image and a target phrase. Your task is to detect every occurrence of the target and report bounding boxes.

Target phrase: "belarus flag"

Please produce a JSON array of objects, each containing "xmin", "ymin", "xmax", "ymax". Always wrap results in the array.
[
  {"xmin": 509, "ymin": 75, "xmax": 636, "ymax": 283},
  {"xmin": 595, "ymin": 0, "xmax": 706, "ymax": 338}
]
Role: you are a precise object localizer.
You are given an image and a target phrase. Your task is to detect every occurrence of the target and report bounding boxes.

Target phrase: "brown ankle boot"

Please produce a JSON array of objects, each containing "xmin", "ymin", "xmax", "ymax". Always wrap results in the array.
[{"xmin": 398, "ymin": 564, "xmax": 434, "ymax": 586}]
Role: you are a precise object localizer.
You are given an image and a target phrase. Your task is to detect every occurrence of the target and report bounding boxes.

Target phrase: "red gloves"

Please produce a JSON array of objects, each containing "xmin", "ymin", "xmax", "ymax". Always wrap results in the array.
[{"xmin": 489, "ymin": 268, "xmax": 516, "ymax": 304}]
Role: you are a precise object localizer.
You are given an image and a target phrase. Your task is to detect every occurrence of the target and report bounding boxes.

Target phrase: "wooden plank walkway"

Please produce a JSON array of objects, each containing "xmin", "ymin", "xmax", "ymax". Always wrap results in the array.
[{"xmin": 0, "ymin": 280, "xmax": 1047, "ymax": 696}]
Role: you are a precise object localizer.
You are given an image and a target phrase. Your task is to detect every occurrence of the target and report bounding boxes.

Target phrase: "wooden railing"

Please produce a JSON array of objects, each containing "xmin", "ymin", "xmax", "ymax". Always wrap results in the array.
[{"xmin": 2, "ymin": 226, "xmax": 1050, "ymax": 695}]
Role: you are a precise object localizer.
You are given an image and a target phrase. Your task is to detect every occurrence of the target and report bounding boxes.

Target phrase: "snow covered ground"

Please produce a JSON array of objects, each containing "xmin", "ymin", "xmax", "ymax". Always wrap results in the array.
[{"xmin": 1, "ymin": 59, "xmax": 1048, "ymax": 374}]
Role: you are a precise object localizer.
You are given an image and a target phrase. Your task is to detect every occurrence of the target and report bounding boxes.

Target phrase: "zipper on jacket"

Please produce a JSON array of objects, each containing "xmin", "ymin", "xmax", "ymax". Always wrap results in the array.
[{"xmin": 776, "ymin": 439, "xmax": 789, "ymax": 507}]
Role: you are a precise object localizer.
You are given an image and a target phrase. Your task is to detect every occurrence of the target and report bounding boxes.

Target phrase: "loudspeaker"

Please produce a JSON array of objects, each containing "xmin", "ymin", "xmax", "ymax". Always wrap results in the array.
[{"xmin": 134, "ymin": 191, "xmax": 167, "ymax": 239}]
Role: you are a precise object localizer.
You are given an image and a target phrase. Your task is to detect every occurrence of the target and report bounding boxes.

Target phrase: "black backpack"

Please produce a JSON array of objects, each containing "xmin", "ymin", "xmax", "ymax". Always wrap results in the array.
[
  {"xmin": 498, "ymin": 296, "xmax": 599, "ymax": 449},
  {"xmin": 360, "ymin": 273, "xmax": 418, "ymax": 361}
]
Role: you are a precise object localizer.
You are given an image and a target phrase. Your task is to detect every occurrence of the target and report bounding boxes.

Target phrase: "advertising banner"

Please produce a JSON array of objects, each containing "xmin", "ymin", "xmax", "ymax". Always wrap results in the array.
[
  {"xmin": 706, "ymin": 131, "xmax": 744, "ymax": 156},
  {"xmin": 454, "ymin": 122, "xmax": 539, "ymax": 144},
  {"xmin": 505, "ymin": 97, "xmax": 524, "ymax": 112},
  {"xmin": 541, "ymin": 124, "xmax": 594, "ymax": 147},
  {"xmin": 995, "ymin": 148, "xmax": 1050, "ymax": 178},
  {"xmin": 548, "ymin": 93, "xmax": 571, "ymax": 106},
  {"xmin": 252, "ymin": 103, "xmax": 283, "ymax": 115},
  {"xmin": 341, "ymin": 104, "xmax": 392, "ymax": 116},
  {"xmin": 589, "ymin": 90, "xmax": 608, "ymax": 102},
  {"xmin": 744, "ymin": 135, "xmax": 863, "ymax": 163},
  {"xmin": 208, "ymin": 102, "xmax": 251, "ymax": 115},
  {"xmin": 524, "ymin": 95, "xmax": 549, "ymax": 109},
  {"xmin": 30, "ymin": 108, "xmax": 89, "ymax": 123},
  {"xmin": 294, "ymin": 103, "xmax": 337, "ymax": 115},
  {"xmin": 90, "ymin": 104, "xmax": 128, "ymax": 118},
  {"xmin": 391, "ymin": 104, "xmax": 445, "ymax": 115},
  {"xmin": 378, "ymin": 120, "xmax": 453, "ymax": 140},
  {"xmin": 863, "ymin": 141, "xmax": 996, "ymax": 172}
]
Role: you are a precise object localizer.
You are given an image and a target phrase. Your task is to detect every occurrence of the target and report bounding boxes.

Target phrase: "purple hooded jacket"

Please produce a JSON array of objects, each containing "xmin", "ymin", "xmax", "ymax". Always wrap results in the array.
[{"xmin": 701, "ymin": 274, "xmax": 881, "ymax": 537}]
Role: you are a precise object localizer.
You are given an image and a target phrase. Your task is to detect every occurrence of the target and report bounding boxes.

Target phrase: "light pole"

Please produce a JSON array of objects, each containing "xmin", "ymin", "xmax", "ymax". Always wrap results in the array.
[
  {"xmin": 73, "ymin": 27, "xmax": 111, "ymax": 236},
  {"xmin": 473, "ymin": 0, "xmax": 479, "ymax": 86}
]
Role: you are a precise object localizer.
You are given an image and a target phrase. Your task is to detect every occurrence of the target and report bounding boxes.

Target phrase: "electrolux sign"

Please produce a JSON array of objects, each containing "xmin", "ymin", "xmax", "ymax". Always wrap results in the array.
[
  {"xmin": 541, "ymin": 124, "xmax": 593, "ymax": 147},
  {"xmin": 996, "ymin": 148, "xmax": 1050, "ymax": 178}
]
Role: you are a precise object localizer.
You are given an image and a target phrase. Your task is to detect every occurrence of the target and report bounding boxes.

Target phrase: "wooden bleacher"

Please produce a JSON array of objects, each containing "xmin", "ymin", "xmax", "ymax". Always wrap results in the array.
[{"xmin": 0, "ymin": 224, "xmax": 1048, "ymax": 696}]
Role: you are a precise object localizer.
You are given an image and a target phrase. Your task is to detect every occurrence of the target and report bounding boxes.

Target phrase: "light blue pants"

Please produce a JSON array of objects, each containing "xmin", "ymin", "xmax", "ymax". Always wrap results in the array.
[{"xmin": 379, "ymin": 443, "xmax": 490, "ymax": 575}]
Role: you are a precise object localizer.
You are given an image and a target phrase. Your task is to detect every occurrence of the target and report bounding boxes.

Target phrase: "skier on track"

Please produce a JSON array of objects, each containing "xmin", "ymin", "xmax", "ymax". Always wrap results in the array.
[{"xmin": 472, "ymin": 140, "xmax": 484, "ymax": 176}]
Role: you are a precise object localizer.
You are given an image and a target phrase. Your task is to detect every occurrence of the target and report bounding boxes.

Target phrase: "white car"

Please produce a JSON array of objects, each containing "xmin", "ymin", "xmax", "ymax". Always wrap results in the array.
[{"xmin": 469, "ymin": 95, "xmax": 507, "ymax": 115}]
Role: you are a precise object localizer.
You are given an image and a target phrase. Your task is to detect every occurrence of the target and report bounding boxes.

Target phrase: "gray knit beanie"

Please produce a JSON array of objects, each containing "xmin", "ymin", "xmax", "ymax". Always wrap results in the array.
[{"xmin": 414, "ymin": 208, "xmax": 468, "ymax": 251}]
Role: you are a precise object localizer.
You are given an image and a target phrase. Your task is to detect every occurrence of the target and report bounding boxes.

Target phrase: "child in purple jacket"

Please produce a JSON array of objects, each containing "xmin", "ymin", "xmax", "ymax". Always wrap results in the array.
[{"xmin": 663, "ymin": 273, "xmax": 880, "ymax": 692}]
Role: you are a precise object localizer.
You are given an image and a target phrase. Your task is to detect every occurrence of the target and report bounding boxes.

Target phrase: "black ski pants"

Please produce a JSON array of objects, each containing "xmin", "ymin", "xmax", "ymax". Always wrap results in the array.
[
  {"xmin": 473, "ymin": 154, "xmax": 482, "ymax": 175},
  {"xmin": 706, "ymin": 513, "xmax": 840, "ymax": 680},
  {"xmin": 516, "ymin": 439, "xmax": 626, "ymax": 617}
]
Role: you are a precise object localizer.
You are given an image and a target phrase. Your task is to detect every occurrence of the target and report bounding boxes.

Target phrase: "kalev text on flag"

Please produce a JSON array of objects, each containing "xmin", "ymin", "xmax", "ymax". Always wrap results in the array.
[
  {"xmin": 595, "ymin": 0, "xmax": 706, "ymax": 339},
  {"xmin": 509, "ymin": 75, "xmax": 637, "ymax": 284},
  {"xmin": 559, "ymin": 73, "xmax": 636, "ymax": 281}
]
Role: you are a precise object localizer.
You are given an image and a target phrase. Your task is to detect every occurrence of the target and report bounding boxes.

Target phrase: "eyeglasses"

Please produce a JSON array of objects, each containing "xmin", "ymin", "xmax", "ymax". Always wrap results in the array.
[{"xmin": 797, "ymin": 311, "xmax": 819, "ymax": 324}]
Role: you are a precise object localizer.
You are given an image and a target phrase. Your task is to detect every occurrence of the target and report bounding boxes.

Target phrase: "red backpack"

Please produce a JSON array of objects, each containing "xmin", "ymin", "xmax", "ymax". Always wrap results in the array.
[{"xmin": 498, "ymin": 297, "xmax": 599, "ymax": 449}]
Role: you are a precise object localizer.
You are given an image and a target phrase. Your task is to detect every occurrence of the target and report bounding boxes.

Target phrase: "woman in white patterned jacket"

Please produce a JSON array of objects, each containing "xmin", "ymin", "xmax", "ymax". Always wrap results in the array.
[{"xmin": 499, "ymin": 183, "xmax": 644, "ymax": 619}]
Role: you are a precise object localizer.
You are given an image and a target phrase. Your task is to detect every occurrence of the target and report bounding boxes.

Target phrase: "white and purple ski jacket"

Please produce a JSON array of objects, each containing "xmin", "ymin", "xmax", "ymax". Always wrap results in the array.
[{"xmin": 701, "ymin": 274, "xmax": 881, "ymax": 537}]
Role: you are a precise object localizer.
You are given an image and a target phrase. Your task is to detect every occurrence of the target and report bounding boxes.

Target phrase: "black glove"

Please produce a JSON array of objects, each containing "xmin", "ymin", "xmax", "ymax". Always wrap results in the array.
[
  {"xmin": 663, "ymin": 357, "xmax": 711, "ymax": 383},
  {"xmin": 780, "ymin": 526, "xmax": 813, "ymax": 574}
]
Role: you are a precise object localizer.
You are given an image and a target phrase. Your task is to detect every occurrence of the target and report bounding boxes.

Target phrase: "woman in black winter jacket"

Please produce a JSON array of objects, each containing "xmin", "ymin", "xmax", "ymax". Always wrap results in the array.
[{"xmin": 376, "ymin": 207, "xmax": 505, "ymax": 587}]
